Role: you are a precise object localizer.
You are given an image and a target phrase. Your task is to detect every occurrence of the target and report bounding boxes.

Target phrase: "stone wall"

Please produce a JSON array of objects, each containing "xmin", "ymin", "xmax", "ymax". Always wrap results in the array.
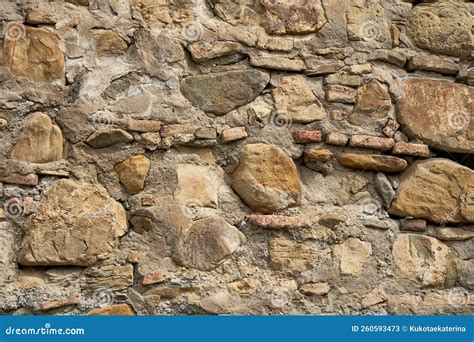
[{"xmin": 0, "ymin": 0, "xmax": 472, "ymax": 315}]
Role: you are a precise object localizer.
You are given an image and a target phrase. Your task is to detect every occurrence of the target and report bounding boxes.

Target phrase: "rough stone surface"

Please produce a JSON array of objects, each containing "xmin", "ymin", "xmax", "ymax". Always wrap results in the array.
[
  {"xmin": 180, "ymin": 70, "xmax": 269, "ymax": 115},
  {"xmin": 0, "ymin": 0, "xmax": 473, "ymax": 316},
  {"xmin": 389, "ymin": 159, "xmax": 474, "ymax": 224},
  {"xmin": 350, "ymin": 80, "xmax": 392, "ymax": 128},
  {"xmin": 175, "ymin": 217, "xmax": 244, "ymax": 271},
  {"xmin": 407, "ymin": 2, "xmax": 473, "ymax": 59},
  {"xmin": 18, "ymin": 180, "xmax": 127, "ymax": 266},
  {"xmin": 392, "ymin": 234, "xmax": 455, "ymax": 287},
  {"xmin": 338, "ymin": 153, "xmax": 408, "ymax": 173},
  {"xmin": 114, "ymin": 155, "xmax": 151, "ymax": 195},
  {"xmin": 2, "ymin": 23, "xmax": 64, "ymax": 82},
  {"xmin": 397, "ymin": 78, "xmax": 473, "ymax": 153},
  {"xmin": 273, "ymin": 76, "xmax": 325, "ymax": 123},
  {"xmin": 231, "ymin": 144, "xmax": 302, "ymax": 214},
  {"xmin": 11, "ymin": 112, "xmax": 63, "ymax": 163},
  {"xmin": 269, "ymin": 237, "xmax": 316, "ymax": 272},
  {"xmin": 333, "ymin": 238, "xmax": 372, "ymax": 277}
]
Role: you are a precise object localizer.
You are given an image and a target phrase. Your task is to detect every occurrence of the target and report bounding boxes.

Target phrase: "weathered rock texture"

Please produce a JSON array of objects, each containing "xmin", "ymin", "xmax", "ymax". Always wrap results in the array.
[
  {"xmin": 18, "ymin": 180, "xmax": 127, "ymax": 266},
  {"xmin": 0, "ymin": 0, "xmax": 472, "ymax": 316}
]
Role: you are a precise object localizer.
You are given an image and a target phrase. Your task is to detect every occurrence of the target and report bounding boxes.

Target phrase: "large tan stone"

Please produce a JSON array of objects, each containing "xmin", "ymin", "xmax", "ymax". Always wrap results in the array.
[
  {"xmin": 11, "ymin": 112, "xmax": 63, "ymax": 163},
  {"xmin": 392, "ymin": 234, "xmax": 456, "ymax": 287},
  {"xmin": 2, "ymin": 23, "xmax": 64, "ymax": 82},
  {"xmin": 407, "ymin": 2, "xmax": 473, "ymax": 59},
  {"xmin": 333, "ymin": 238, "xmax": 372, "ymax": 277},
  {"xmin": 397, "ymin": 78, "xmax": 473, "ymax": 153},
  {"xmin": 231, "ymin": 144, "xmax": 302, "ymax": 213},
  {"xmin": 175, "ymin": 217, "xmax": 245, "ymax": 271},
  {"xmin": 346, "ymin": 0, "xmax": 391, "ymax": 47},
  {"xmin": 389, "ymin": 159, "xmax": 474, "ymax": 224},
  {"xmin": 273, "ymin": 75, "xmax": 325, "ymax": 124},
  {"xmin": 18, "ymin": 180, "xmax": 127, "ymax": 266},
  {"xmin": 180, "ymin": 70, "xmax": 269, "ymax": 115},
  {"xmin": 114, "ymin": 155, "xmax": 151, "ymax": 195}
]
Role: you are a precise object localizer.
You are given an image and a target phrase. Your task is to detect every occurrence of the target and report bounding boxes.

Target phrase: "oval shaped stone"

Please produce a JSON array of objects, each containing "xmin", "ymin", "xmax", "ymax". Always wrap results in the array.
[{"xmin": 231, "ymin": 144, "xmax": 302, "ymax": 213}]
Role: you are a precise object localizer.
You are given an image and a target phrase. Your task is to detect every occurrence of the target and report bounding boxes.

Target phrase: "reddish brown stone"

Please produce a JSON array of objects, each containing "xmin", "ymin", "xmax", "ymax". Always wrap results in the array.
[
  {"xmin": 292, "ymin": 130, "xmax": 322, "ymax": 144},
  {"xmin": 249, "ymin": 214, "xmax": 307, "ymax": 229},
  {"xmin": 400, "ymin": 219, "xmax": 427, "ymax": 232},
  {"xmin": 349, "ymin": 135, "xmax": 395, "ymax": 151},
  {"xmin": 127, "ymin": 250, "xmax": 140, "ymax": 264},
  {"xmin": 0, "ymin": 173, "xmax": 38, "ymax": 186},
  {"xmin": 141, "ymin": 271, "xmax": 166, "ymax": 285},
  {"xmin": 392, "ymin": 142, "xmax": 430, "ymax": 158},
  {"xmin": 397, "ymin": 78, "xmax": 473, "ymax": 153}
]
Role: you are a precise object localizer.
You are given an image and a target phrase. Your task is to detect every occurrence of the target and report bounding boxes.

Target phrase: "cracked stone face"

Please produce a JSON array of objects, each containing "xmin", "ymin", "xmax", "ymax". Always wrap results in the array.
[{"xmin": 18, "ymin": 180, "xmax": 127, "ymax": 266}]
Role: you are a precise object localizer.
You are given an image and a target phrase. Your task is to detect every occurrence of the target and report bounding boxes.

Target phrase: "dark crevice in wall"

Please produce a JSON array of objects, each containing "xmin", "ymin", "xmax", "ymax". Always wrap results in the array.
[{"xmin": 434, "ymin": 150, "xmax": 474, "ymax": 169}]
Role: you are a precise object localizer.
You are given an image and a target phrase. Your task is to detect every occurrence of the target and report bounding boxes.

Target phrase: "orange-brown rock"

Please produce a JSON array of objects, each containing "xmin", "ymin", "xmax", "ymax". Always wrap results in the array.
[
  {"xmin": 389, "ymin": 159, "xmax": 474, "ymax": 224},
  {"xmin": 2, "ymin": 23, "xmax": 64, "ymax": 82},
  {"xmin": 114, "ymin": 155, "xmax": 151, "ymax": 195},
  {"xmin": 338, "ymin": 153, "xmax": 407, "ymax": 173},
  {"xmin": 231, "ymin": 144, "xmax": 302, "ymax": 213},
  {"xmin": 11, "ymin": 112, "xmax": 63, "ymax": 163}
]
